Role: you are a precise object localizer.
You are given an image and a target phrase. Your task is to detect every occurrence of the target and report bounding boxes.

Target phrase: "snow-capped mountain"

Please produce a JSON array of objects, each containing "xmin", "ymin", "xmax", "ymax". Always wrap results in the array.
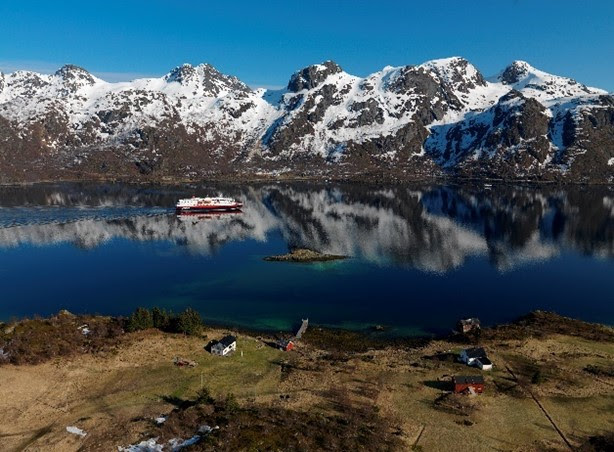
[{"xmin": 0, "ymin": 57, "xmax": 611, "ymax": 183}]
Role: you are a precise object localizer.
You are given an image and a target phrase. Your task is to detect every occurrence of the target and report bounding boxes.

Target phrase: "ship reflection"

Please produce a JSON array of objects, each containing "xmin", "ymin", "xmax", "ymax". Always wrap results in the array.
[{"xmin": 176, "ymin": 210, "xmax": 243, "ymax": 224}]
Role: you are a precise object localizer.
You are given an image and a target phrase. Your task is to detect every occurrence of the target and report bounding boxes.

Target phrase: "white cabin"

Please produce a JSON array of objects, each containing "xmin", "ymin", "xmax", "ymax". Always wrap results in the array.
[
  {"xmin": 459, "ymin": 347, "xmax": 487, "ymax": 366},
  {"xmin": 475, "ymin": 357, "xmax": 493, "ymax": 371},
  {"xmin": 211, "ymin": 335, "xmax": 237, "ymax": 356}
]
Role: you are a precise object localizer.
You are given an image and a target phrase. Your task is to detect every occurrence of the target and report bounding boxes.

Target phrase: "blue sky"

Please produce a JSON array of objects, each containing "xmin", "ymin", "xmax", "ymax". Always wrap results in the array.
[{"xmin": 0, "ymin": 0, "xmax": 612, "ymax": 90}]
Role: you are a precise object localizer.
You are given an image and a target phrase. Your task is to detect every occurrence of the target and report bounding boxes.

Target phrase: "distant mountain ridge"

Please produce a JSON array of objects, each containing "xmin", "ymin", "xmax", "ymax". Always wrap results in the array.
[{"xmin": 0, "ymin": 57, "xmax": 612, "ymax": 183}]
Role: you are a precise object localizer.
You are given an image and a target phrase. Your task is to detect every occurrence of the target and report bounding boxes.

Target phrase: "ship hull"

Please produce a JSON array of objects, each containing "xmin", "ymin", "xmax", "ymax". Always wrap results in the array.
[{"xmin": 175, "ymin": 204, "xmax": 242, "ymax": 213}]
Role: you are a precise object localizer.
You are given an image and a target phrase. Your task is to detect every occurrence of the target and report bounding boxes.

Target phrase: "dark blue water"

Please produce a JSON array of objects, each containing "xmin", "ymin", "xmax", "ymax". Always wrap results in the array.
[{"xmin": 0, "ymin": 182, "xmax": 612, "ymax": 335}]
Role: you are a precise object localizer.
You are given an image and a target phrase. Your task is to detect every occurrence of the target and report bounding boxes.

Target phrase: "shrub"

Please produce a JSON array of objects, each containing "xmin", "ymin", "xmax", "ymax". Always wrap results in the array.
[
  {"xmin": 176, "ymin": 308, "xmax": 203, "ymax": 336},
  {"xmin": 126, "ymin": 307, "xmax": 154, "ymax": 332},
  {"xmin": 152, "ymin": 307, "xmax": 171, "ymax": 330},
  {"xmin": 224, "ymin": 393, "xmax": 240, "ymax": 413},
  {"xmin": 195, "ymin": 387, "xmax": 214, "ymax": 405}
]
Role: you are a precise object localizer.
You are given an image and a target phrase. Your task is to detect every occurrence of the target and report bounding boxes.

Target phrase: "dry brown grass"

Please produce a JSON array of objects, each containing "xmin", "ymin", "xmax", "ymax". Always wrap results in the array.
[
  {"xmin": 0, "ymin": 313, "xmax": 611, "ymax": 451},
  {"xmin": 0, "ymin": 312, "xmax": 125, "ymax": 365}
]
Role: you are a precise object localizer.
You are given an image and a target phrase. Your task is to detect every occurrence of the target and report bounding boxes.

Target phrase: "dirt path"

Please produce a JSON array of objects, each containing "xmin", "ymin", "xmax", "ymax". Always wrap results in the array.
[
  {"xmin": 504, "ymin": 365, "xmax": 574, "ymax": 451},
  {"xmin": 413, "ymin": 425, "xmax": 426, "ymax": 448}
]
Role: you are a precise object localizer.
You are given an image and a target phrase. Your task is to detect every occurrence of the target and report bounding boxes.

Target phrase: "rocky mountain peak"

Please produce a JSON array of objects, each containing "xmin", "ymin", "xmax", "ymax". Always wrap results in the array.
[
  {"xmin": 499, "ymin": 60, "xmax": 534, "ymax": 84},
  {"xmin": 54, "ymin": 64, "xmax": 96, "ymax": 86},
  {"xmin": 164, "ymin": 63, "xmax": 249, "ymax": 95},
  {"xmin": 419, "ymin": 57, "xmax": 487, "ymax": 93},
  {"xmin": 0, "ymin": 72, "xmax": 4, "ymax": 93},
  {"xmin": 287, "ymin": 60, "xmax": 343, "ymax": 92},
  {"xmin": 164, "ymin": 63, "xmax": 197, "ymax": 84}
]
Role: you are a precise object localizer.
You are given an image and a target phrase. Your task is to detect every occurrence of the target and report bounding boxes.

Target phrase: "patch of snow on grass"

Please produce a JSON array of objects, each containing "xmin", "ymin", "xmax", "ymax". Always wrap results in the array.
[
  {"xmin": 66, "ymin": 426, "xmax": 87, "ymax": 437},
  {"xmin": 118, "ymin": 438, "xmax": 163, "ymax": 452}
]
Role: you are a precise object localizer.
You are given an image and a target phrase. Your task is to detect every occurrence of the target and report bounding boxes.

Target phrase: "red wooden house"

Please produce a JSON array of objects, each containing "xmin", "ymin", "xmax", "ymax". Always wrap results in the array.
[{"xmin": 453, "ymin": 375, "xmax": 485, "ymax": 394}]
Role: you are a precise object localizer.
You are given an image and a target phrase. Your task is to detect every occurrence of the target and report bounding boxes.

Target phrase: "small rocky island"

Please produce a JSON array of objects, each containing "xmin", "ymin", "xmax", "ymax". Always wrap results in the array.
[{"xmin": 264, "ymin": 248, "xmax": 347, "ymax": 263}]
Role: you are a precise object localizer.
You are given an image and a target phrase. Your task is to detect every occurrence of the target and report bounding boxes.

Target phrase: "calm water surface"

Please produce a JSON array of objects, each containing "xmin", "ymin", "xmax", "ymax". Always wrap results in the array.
[{"xmin": 0, "ymin": 182, "xmax": 612, "ymax": 335}]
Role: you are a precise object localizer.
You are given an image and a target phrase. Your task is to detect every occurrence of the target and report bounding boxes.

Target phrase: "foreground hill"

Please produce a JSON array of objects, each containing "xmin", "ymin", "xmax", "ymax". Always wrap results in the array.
[
  {"xmin": 0, "ymin": 58, "xmax": 612, "ymax": 183},
  {"xmin": 0, "ymin": 311, "xmax": 612, "ymax": 450}
]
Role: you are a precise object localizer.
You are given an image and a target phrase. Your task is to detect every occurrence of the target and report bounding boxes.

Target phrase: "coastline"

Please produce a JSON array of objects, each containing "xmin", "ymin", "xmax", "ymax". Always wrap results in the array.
[
  {"xmin": 2, "ymin": 309, "xmax": 612, "ymax": 364},
  {"xmin": 2, "ymin": 172, "xmax": 614, "ymax": 188}
]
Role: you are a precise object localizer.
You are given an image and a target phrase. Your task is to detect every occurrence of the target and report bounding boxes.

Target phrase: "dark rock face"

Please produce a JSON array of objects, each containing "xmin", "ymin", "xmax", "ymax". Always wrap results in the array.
[
  {"xmin": 427, "ymin": 90, "xmax": 559, "ymax": 178},
  {"xmin": 287, "ymin": 61, "xmax": 343, "ymax": 92},
  {"xmin": 558, "ymin": 96, "xmax": 614, "ymax": 182},
  {"xmin": 489, "ymin": 92, "xmax": 550, "ymax": 155},
  {"xmin": 348, "ymin": 98, "xmax": 385, "ymax": 127},
  {"xmin": 387, "ymin": 66, "xmax": 463, "ymax": 118}
]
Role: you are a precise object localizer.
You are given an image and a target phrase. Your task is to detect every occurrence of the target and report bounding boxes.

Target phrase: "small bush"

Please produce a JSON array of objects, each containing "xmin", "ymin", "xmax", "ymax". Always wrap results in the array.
[
  {"xmin": 152, "ymin": 307, "xmax": 171, "ymax": 330},
  {"xmin": 176, "ymin": 308, "xmax": 203, "ymax": 336},
  {"xmin": 223, "ymin": 393, "xmax": 240, "ymax": 413},
  {"xmin": 126, "ymin": 307, "xmax": 154, "ymax": 332},
  {"xmin": 195, "ymin": 387, "xmax": 214, "ymax": 405}
]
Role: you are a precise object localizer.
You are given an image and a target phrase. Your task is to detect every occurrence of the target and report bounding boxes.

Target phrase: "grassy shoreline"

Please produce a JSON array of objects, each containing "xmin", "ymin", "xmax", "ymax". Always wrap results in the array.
[
  {"xmin": 1, "ymin": 308, "xmax": 612, "ymax": 365},
  {"xmin": 0, "ymin": 310, "xmax": 612, "ymax": 451}
]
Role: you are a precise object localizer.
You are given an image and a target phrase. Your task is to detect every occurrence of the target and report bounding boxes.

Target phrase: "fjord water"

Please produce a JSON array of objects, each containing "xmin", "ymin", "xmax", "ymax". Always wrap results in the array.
[{"xmin": 0, "ymin": 182, "xmax": 612, "ymax": 335}]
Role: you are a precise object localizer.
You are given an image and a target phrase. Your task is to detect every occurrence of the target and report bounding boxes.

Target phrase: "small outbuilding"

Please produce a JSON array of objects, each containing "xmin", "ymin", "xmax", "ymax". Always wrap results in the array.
[
  {"xmin": 457, "ymin": 318, "xmax": 481, "ymax": 334},
  {"xmin": 453, "ymin": 375, "xmax": 485, "ymax": 394},
  {"xmin": 475, "ymin": 356, "xmax": 493, "ymax": 371},
  {"xmin": 278, "ymin": 339, "xmax": 295, "ymax": 352},
  {"xmin": 211, "ymin": 335, "xmax": 237, "ymax": 356},
  {"xmin": 459, "ymin": 347, "xmax": 487, "ymax": 366}
]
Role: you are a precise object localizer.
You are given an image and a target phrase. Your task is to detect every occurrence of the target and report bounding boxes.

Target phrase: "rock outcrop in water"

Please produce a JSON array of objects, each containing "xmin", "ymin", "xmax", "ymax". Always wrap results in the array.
[
  {"xmin": 0, "ymin": 58, "xmax": 612, "ymax": 183},
  {"xmin": 264, "ymin": 248, "xmax": 347, "ymax": 262}
]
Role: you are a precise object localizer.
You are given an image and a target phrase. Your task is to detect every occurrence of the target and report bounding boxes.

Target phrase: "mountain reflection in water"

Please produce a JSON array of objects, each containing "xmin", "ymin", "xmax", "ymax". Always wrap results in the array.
[
  {"xmin": 0, "ymin": 183, "xmax": 612, "ymax": 272},
  {"xmin": 0, "ymin": 182, "xmax": 612, "ymax": 332}
]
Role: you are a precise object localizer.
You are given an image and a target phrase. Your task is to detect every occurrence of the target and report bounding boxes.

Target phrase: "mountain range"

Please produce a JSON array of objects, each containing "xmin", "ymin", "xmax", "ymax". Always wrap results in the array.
[{"xmin": 0, "ymin": 57, "xmax": 612, "ymax": 183}]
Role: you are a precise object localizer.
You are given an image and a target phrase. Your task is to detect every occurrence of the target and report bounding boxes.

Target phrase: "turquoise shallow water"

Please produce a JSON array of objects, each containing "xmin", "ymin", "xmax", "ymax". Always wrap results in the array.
[{"xmin": 0, "ymin": 182, "xmax": 612, "ymax": 335}]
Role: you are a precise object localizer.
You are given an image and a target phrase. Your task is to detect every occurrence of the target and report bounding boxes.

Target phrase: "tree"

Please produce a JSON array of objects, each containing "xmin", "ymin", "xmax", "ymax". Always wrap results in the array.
[
  {"xmin": 176, "ymin": 308, "xmax": 203, "ymax": 336},
  {"xmin": 126, "ymin": 307, "xmax": 153, "ymax": 332},
  {"xmin": 195, "ymin": 386, "xmax": 214, "ymax": 405},
  {"xmin": 152, "ymin": 307, "xmax": 170, "ymax": 331},
  {"xmin": 224, "ymin": 393, "xmax": 240, "ymax": 413}
]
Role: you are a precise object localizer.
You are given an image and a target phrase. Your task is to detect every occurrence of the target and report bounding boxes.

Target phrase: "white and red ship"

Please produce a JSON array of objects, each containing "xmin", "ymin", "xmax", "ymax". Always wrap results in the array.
[{"xmin": 175, "ymin": 196, "xmax": 243, "ymax": 213}]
